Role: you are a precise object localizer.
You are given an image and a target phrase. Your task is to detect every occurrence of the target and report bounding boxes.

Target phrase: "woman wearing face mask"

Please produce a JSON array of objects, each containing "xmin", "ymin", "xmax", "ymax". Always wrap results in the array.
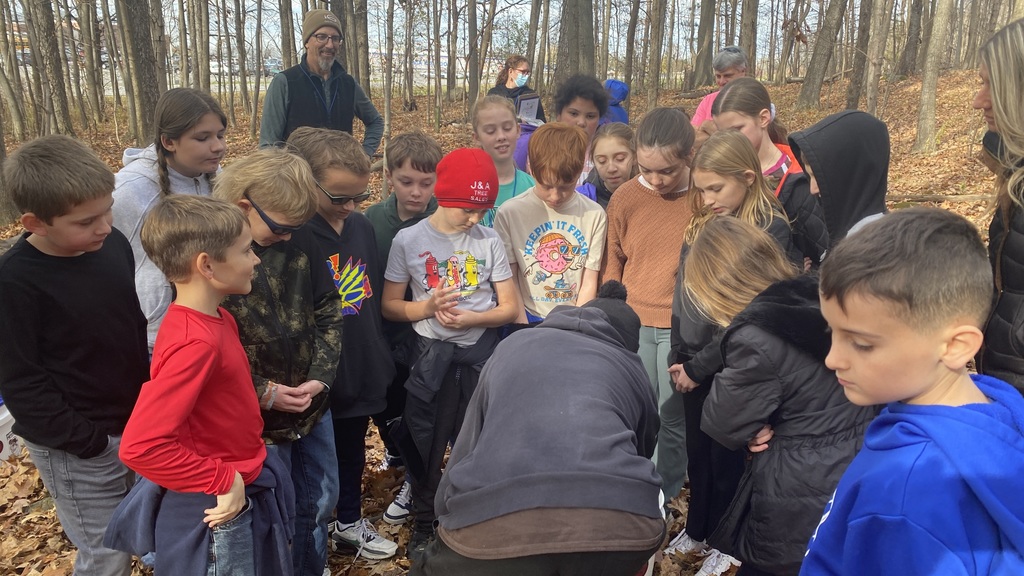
[{"xmin": 489, "ymin": 55, "xmax": 546, "ymax": 122}]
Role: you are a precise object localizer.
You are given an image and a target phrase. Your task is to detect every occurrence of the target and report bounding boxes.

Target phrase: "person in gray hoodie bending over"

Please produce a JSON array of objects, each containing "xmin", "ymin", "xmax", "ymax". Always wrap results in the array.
[
  {"xmin": 112, "ymin": 89, "xmax": 227, "ymax": 351},
  {"xmin": 410, "ymin": 281, "xmax": 665, "ymax": 575}
]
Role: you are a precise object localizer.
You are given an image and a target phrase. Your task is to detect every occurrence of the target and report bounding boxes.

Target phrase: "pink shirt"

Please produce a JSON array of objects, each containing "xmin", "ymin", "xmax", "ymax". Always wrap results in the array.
[{"xmin": 691, "ymin": 91, "xmax": 719, "ymax": 126}]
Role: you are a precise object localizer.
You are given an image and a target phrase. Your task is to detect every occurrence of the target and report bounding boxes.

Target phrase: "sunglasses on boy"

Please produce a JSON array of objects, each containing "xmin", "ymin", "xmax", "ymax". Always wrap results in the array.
[
  {"xmin": 244, "ymin": 192, "xmax": 303, "ymax": 235},
  {"xmin": 316, "ymin": 181, "xmax": 372, "ymax": 205}
]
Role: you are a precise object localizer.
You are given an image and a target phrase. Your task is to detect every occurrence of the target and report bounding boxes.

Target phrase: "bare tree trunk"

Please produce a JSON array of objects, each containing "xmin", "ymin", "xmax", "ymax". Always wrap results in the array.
[
  {"xmin": 250, "ymin": 0, "xmax": 263, "ymax": 140},
  {"xmin": 738, "ymin": 0, "xmax": 759, "ymax": 70},
  {"xmin": 432, "ymin": 0, "xmax": 441, "ymax": 128},
  {"xmin": 401, "ymin": 0, "xmax": 417, "ymax": 108},
  {"xmin": 222, "ymin": 0, "xmax": 237, "ymax": 127},
  {"xmin": 600, "ymin": 0, "xmax": 612, "ymax": 78},
  {"xmin": 280, "ymin": 0, "xmax": 297, "ymax": 67},
  {"xmin": 864, "ymin": 0, "xmax": 894, "ymax": 114},
  {"xmin": 963, "ymin": 0, "xmax": 982, "ymax": 68},
  {"xmin": 79, "ymin": 0, "xmax": 104, "ymax": 124},
  {"xmin": 647, "ymin": 0, "xmax": 666, "ymax": 109},
  {"xmin": 845, "ymin": 0, "xmax": 872, "ymax": 109},
  {"xmin": 535, "ymin": 0, "xmax": 549, "ymax": 94},
  {"xmin": 623, "ymin": 0, "xmax": 642, "ymax": 89},
  {"xmin": 796, "ymin": 0, "xmax": 848, "ymax": 109},
  {"xmin": 467, "ymin": 0, "xmax": 480, "ymax": 104},
  {"xmin": 894, "ymin": 0, "xmax": 923, "ymax": 77},
  {"xmin": 637, "ymin": 3, "xmax": 649, "ymax": 91},
  {"xmin": 687, "ymin": 0, "xmax": 714, "ymax": 89},
  {"xmin": 150, "ymin": 0, "xmax": 168, "ymax": 93},
  {"xmin": 177, "ymin": 0, "xmax": 189, "ymax": 86},
  {"xmin": 26, "ymin": 0, "xmax": 76, "ymax": 135},
  {"xmin": 233, "ymin": 0, "xmax": 250, "ymax": 111},
  {"xmin": 118, "ymin": 0, "xmax": 160, "ymax": 142},
  {"xmin": 554, "ymin": 0, "xmax": 596, "ymax": 86},
  {"xmin": 355, "ymin": 0, "xmax": 371, "ymax": 94},
  {"xmin": 383, "ymin": 0, "xmax": 395, "ymax": 194},
  {"xmin": 445, "ymin": 0, "xmax": 459, "ymax": 97},
  {"xmin": 100, "ymin": 0, "xmax": 121, "ymax": 109},
  {"xmin": 0, "ymin": 0, "xmax": 26, "ymax": 140},
  {"xmin": 478, "ymin": 0, "xmax": 498, "ymax": 80},
  {"xmin": 54, "ymin": 1, "xmax": 77, "ymax": 126},
  {"xmin": 198, "ymin": 0, "xmax": 211, "ymax": 92},
  {"xmin": 912, "ymin": 0, "xmax": 953, "ymax": 152}
]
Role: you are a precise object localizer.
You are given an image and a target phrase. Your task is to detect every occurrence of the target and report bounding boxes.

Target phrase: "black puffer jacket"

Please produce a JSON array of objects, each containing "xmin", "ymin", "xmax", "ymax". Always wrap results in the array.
[
  {"xmin": 701, "ymin": 275, "xmax": 875, "ymax": 575},
  {"xmin": 983, "ymin": 197, "xmax": 1024, "ymax": 393},
  {"xmin": 776, "ymin": 173, "xmax": 829, "ymax": 268}
]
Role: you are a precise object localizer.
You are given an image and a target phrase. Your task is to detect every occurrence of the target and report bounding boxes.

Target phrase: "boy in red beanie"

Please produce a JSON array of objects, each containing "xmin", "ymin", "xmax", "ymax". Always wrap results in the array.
[{"xmin": 382, "ymin": 148, "xmax": 518, "ymax": 562}]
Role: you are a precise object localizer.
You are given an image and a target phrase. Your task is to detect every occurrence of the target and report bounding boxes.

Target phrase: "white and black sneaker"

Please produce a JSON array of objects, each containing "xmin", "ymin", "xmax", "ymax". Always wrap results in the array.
[
  {"xmin": 329, "ymin": 518, "xmax": 398, "ymax": 560},
  {"xmin": 383, "ymin": 480, "xmax": 413, "ymax": 525}
]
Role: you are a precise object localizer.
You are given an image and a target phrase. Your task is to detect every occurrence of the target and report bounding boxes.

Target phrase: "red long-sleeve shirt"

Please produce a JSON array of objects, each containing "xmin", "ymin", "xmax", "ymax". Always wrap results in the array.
[{"xmin": 121, "ymin": 304, "xmax": 265, "ymax": 495}]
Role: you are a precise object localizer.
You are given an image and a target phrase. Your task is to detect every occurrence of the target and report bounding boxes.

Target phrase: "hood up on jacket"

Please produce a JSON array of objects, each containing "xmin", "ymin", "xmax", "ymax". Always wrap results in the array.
[
  {"xmin": 540, "ymin": 305, "xmax": 639, "ymax": 353},
  {"xmin": 725, "ymin": 274, "xmax": 829, "ymax": 361},
  {"xmin": 605, "ymin": 79, "xmax": 630, "ymax": 105},
  {"xmin": 788, "ymin": 111, "xmax": 890, "ymax": 246}
]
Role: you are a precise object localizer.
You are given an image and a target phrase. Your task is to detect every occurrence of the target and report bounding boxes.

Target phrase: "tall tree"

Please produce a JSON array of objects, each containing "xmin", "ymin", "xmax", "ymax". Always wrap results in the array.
[
  {"xmin": 687, "ymin": 0, "xmax": 715, "ymax": 89},
  {"xmin": 467, "ymin": 0, "xmax": 480, "ymax": 104},
  {"xmin": 894, "ymin": 0, "xmax": 924, "ymax": 76},
  {"xmin": 281, "ymin": 0, "xmax": 297, "ymax": 67},
  {"xmin": 774, "ymin": 0, "xmax": 811, "ymax": 85},
  {"xmin": 0, "ymin": 0, "xmax": 26, "ymax": 140},
  {"xmin": 599, "ymin": 0, "xmax": 612, "ymax": 78},
  {"xmin": 445, "ymin": 0, "xmax": 460, "ymax": 97},
  {"xmin": 250, "ymin": 0, "xmax": 263, "ymax": 140},
  {"xmin": 80, "ymin": 0, "xmax": 104, "ymax": 124},
  {"xmin": 796, "ymin": 0, "xmax": 849, "ymax": 109},
  {"xmin": 355, "ymin": 0, "xmax": 371, "ymax": 94},
  {"xmin": 913, "ymin": 0, "xmax": 954, "ymax": 152},
  {"xmin": 738, "ymin": 0, "xmax": 759, "ymax": 70},
  {"xmin": 864, "ymin": 0, "xmax": 894, "ymax": 115},
  {"xmin": 383, "ymin": 0, "xmax": 395, "ymax": 179},
  {"xmin": 648, "ymin": 0, "xmax": 667, "ymax": 109},
  {"xmin": 845, "ymin": 0, "xmax": 872, "ymax": 109},
  {"xmin": 527, "ymin": 0, "xmax": 541, "ymax": 66},
  {"xmin": 233, "ymin": 0, "xmax": 251, "ymax": 112},
  {"xmin": 150, "ymin": 0, "xmax": 168, "ymax": 93},
  {"xmin": 177, "ymin": 0, "xmax": 189, "ymax": 86},
  {"xmin": 25, "ymin": 0, "xmax": 75, "ymax": 135},
  {"xmin": 553, "ymin": 0, "xmax": 596, "ymax": 85},
  {"xmin": 535, "ymin": 0, "xmax": 550, "ymax": 93},
  {"xmin": 117, "ymin": 0, "xmax": 160, "ymax": 142}
]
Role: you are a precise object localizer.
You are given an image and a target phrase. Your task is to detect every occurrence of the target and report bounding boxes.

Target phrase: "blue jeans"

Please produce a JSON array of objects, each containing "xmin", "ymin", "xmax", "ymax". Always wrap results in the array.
[
  {"xmin": 638, "ymin": 325, "xmax": 688, "ymax": 498},
  {"xmin": 267, "ymin": 411, "xmax": 339, "ymax": 576},
  {"xmin": 206, "ymin": 498, "xmax": 255, "ymax": 576},
  {"xmin": 24, "ymin": 435, "xmax": 135, "ymax": 576}
]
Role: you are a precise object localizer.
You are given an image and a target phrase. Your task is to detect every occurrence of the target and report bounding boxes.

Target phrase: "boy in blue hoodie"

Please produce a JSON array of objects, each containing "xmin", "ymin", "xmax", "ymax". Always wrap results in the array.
[{"xmin": 802, "ymin": 207, "xmax": 1024, "ymax": 575}]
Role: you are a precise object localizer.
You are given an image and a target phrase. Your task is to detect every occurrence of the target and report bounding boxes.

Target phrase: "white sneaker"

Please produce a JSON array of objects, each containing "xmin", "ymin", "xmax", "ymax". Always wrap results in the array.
[
  {"xmin": 383, "ymin": 480, "xmax": 413, "ymax": 525},
  {"xmin": 694, "ymin": 549, "xmax": 741, "ymax": 576},
  {"xmin": 323, "ymin": 567, "xmax": 332, "ymax": 576},
  {"xmin": 329, "ymin": 518, "xmax": 398, "ymax": 560},
  {"xmin": 664, "ymin": 530, "xmax": 707, "ymax": 555}
]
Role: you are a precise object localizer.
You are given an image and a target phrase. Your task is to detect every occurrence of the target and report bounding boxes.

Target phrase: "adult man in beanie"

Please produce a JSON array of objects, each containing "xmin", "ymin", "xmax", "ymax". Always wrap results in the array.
[
  {"xmin": 409, "ymin": 280, "xmax": 665, "ymax": 575},
  {"xmin": 381, "ymin": 148, "xmax": 520, "ymax": 562},
  {"xmin": 260, "ymin": 9, "xmax": 383, "ymax": 156}
]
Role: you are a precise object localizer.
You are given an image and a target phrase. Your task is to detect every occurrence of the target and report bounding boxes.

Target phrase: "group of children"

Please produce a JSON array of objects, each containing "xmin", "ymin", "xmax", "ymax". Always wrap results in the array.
[{"xmin": 1, "ymin": 41, "xmax": 1023, "ymax": 576}]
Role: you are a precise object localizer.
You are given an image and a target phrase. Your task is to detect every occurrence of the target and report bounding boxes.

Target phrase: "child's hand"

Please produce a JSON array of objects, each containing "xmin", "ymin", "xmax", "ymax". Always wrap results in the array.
[
  {"xmin": 427, "ymin": 285, "xmax": 460, "ymax": 316},
  {"xmin": 748, "ymin": 424, "xmax": 774, "ymax": 453},
  {"xmin": 204, "ymin": 471, "xmax": 245, "ymax": 528},
  {"xmin": 669, "ymin": 364, "xmax": 699, "ymax": 392},
  {"xmin": 271, "ymin": 384, "xmax": 313, "ymax": 413},
  {"xmin": 294, "ymin": 379, "xmax": 327, "ymax": 398},
  {"xmin": 435, "ymin": 307, "xmax": 475, "ymax": 331}
]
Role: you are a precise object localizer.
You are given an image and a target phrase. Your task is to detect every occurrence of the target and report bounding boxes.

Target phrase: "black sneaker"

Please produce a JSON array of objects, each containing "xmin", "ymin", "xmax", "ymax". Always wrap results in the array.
[{"xmin": 407, "ymin": 528, "xmax": 434, "ymax": 563}]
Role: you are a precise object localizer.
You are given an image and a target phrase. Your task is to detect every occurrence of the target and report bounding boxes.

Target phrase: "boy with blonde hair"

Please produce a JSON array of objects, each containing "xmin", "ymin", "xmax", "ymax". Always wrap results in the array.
[
  {"xmin": 105, "ymin": 195, "xmax": 293, "ymax": 574},
  {"xmin": 494, "ymin": 122, "xmax": 606, "ymax": 326},
  {"xmin": 803, "ymin": 207, "xmax": 1024, "ymax": 575},
  {"xmin": 287, "ymin": 127, "xmax": 399, "ymax": 559},
  {"xmin": 213, "ymin": 148, "xmax": 345, "ymax": 576},
  {"xmin": 0, "ymin": 135, "xmax": 149, "ymax": 576}
]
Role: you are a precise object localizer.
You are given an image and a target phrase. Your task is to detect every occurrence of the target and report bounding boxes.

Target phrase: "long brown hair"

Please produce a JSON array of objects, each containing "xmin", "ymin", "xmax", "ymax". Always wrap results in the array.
[
  {"xmin": 496, "ymin": 55, "xmax": 529, "ymax": 87},
  {"xmin": 154, "ymin": 88, "xmax": 227, "ymax": 196}
]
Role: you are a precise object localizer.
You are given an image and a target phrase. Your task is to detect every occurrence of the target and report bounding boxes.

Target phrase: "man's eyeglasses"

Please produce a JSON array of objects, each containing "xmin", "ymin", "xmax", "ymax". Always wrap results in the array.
[
  {"xmin": 313, "ymin": 33, "xmax": 342, "ymax": 45},
  {"xmin": 244, "ymin": 192, "xmax": 302, "ymax": 235},
  {"xmin": 317, "ymin": 182, "xmax": 372, "ymax": 205}
]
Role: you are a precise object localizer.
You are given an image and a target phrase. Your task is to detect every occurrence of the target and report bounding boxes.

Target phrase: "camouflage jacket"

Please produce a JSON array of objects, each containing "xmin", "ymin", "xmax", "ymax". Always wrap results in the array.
[{"xmin": 223, "ymin": 227, "xmax": 343, "ymax": 443}]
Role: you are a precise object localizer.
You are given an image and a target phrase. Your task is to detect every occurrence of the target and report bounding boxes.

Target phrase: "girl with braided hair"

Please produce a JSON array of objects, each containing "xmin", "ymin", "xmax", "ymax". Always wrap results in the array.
[{"xmin": 113, "ymin": 88, "xmax": 227, "ymax": 352}]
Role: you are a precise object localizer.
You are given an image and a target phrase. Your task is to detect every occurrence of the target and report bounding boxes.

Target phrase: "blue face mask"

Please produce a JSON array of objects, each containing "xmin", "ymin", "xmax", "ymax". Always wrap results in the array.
[{"xmin": 515, "ymin": 73, "xmax": 529, "ymax": 88}]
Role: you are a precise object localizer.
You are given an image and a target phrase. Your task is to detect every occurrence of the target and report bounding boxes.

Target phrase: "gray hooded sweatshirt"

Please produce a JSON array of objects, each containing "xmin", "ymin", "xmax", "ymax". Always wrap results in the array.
[{"xmin": 112, "ymin": 145, "xmax": 215, "ymax": 351}]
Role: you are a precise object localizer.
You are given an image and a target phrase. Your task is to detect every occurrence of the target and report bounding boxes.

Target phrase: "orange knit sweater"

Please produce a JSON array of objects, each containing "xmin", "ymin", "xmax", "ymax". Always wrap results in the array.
[{"xmin": 602, "ymin": 177, "xmax": 693, "ymax": 327}]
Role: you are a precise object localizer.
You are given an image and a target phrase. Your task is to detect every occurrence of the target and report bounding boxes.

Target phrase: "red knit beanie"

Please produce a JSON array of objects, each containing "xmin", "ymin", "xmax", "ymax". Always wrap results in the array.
[{"xmin": 434, "ymin": 148, "xmax": 498, "ymax": 209}]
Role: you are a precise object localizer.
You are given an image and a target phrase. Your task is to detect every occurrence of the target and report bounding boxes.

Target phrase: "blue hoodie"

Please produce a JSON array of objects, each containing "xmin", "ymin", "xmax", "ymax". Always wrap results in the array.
[
  {"xmin": 603, "ymin": 79, "xmax": 629, "ymax": 125},
  {"xmin": 800, "ymin": 374, "xmax": 1024, "ymax": 575}
]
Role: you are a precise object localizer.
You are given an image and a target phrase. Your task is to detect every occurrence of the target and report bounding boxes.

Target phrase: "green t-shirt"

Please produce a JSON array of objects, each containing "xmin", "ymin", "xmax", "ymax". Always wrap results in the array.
[{"xmin": 482, "ymin": 169, "xmax": 534, "ymax": 228}]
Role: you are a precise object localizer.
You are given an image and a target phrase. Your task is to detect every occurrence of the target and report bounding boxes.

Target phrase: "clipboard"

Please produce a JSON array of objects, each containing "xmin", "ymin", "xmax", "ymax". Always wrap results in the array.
[{"xmin": 517, "ymin": 93, "xmax": 540, "ymax": 121}]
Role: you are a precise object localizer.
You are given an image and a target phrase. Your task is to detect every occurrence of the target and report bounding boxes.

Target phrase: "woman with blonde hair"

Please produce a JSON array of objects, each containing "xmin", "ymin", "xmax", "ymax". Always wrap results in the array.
[
  {"xmin": 684, "ymin": 217, "xmax": 873, "ymax": 576},
  {"xmin": 974, "ymin": 18, "xmax": 1024, "ymax": 392}
]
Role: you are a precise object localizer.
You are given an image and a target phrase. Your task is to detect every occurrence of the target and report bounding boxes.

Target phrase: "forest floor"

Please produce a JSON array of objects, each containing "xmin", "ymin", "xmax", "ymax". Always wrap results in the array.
[{"xmin": 0, "ymin": 68, "xmax": 996, "ymax": 576}]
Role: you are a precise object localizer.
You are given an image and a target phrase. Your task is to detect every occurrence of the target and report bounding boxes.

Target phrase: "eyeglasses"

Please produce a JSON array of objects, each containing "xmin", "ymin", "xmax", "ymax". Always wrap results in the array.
[
  {"xmin": 244, "ymin": 192, "xmax": 303, "ymax": 235},
  {"xmin": 316, "ymin": 182, "xmax": 372, "ymax": 205},
  {"xmin": 515, "ymin": 67, "xmax": 531, "ymax": 75},
  {"xmin": 313, "ymin": 33, "xmax": 342, "ymax": 45}
]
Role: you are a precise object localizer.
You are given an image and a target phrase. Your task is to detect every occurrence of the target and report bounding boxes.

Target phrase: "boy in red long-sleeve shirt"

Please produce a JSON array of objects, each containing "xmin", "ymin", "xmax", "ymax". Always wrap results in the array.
[{"xmin": 106, "ymin": 195, "xmax": 293, "ymax": 575}]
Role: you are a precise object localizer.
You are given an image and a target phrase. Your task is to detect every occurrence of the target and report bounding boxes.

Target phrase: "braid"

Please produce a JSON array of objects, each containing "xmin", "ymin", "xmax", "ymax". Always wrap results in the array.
[{"xmin": 156, "ymin": 145, "xmax": 172, "ymax": 196}]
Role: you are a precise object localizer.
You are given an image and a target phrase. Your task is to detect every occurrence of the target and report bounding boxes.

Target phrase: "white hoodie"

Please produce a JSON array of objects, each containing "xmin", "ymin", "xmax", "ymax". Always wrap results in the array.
[{"xmin": 112, "ymin": 145, "xmax": 215, "ymax": 352}]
